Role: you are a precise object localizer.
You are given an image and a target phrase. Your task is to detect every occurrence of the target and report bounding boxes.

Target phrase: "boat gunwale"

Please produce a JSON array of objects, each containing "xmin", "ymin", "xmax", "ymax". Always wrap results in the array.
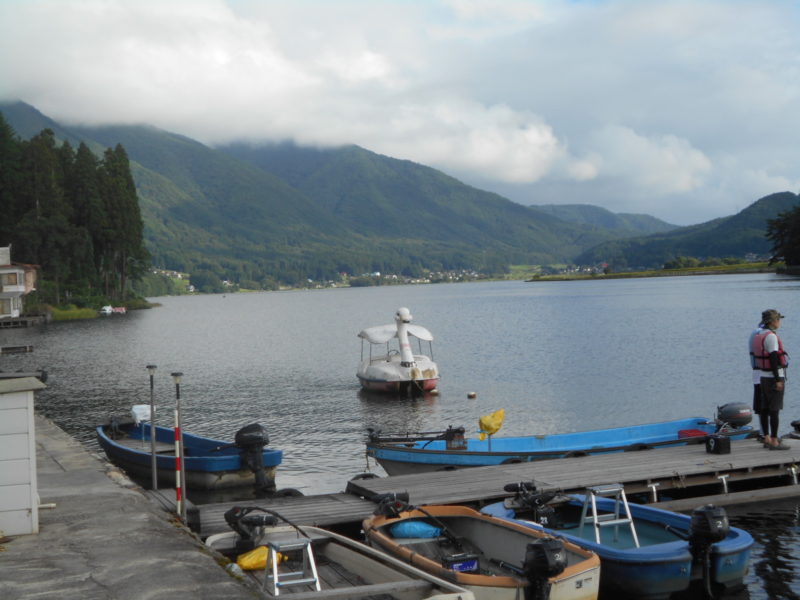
[{"xmin": 363, "ymin": 504, "xmax": 599, "ymax": 588}]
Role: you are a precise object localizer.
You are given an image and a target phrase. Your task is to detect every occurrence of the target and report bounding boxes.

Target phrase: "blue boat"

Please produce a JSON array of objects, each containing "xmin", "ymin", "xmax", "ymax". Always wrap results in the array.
[
  {"xmin": 481, "ymin": 482, "xmax": 753, "ymax": 599},
  {"xmin": 96, "ymin": 417, "xmax": 283, "ymax": 492},
  {"xmin": 366, "ymin": 405, "xmax": 755, "ymax": 475}
]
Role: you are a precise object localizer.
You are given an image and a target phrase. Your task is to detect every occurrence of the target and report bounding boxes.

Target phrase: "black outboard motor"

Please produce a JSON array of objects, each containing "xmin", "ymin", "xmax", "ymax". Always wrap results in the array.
[
  {"xmin": 689, "ymin": 504, "xmax": 730, "ymax": 598},
  {"xmin": 715, "ymin": 403, "xmax": 753, "ymax": 431},
  {"xmin": 372, "ymin": 491, "xmax": 411, "ymax": 517},
  {"xmin": 444, "ymin": 426, "xmax": 467, "ymax": 450},
  {"xmin": 523, "ymin": 539, "xmax": 567, "ymax": 600},
  {"xmin": 505, "ymin": 482, "xmax": 559, "ymax": 527},
  {"xmin": 223, "ymin": 505, "xmax": 278, "ymax": 554},
  {"xmin": 234, "ymin": 423, "xmax": 275, "ymax": 498}
]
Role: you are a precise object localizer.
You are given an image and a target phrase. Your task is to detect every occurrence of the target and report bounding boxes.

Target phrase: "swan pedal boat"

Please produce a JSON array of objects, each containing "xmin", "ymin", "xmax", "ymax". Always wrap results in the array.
[
  {"xmin": 357, "ymin": 307, "xmax": 439, "ymax": 394},
  {"xmin": 362, "ymin": 503, "xmax": 600, "ymax": 600}
]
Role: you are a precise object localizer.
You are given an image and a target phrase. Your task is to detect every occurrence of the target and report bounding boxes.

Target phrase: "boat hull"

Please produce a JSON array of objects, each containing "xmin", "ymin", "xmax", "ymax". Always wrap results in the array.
[
  {"xmin": 363, "ymin": 504, "xmax": 600, "ymax": 600},
  {"xmin": 96, "ymin": 423, "xmax": 282, "ymax": 491},
  {"xmin": 358, "ymin": 375, "xmax": 439, "ymax": 393},
  {"xmin": 206, "ymin": 524, "xmax": 475, "ymax": 600},
  {"xmin": 482, "ymin": 496, "xmax": 753, "ymax": 599},
  {"xmin": 357, "ymin": 353, "xmax": 439, "ymax": 394},
  {"xmin": 366, "ymin": 417, "xmax": 755, "ymax": 475}
]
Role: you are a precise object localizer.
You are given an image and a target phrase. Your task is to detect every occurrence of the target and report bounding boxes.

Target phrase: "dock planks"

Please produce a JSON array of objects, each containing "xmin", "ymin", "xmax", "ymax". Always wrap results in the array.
[{"xmin": 185, "ymin": 435, "xmax": 800, "ymax": 538}]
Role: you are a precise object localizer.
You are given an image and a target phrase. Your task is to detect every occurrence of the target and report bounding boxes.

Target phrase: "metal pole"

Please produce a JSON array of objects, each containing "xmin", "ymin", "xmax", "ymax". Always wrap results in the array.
[
  {"xmin": 171, "ymin": 372, "xmax": 186, "ymax": 523},
  {"xmin": 146, "ymin": 364, "xmax": 157, "ymax": 490}
]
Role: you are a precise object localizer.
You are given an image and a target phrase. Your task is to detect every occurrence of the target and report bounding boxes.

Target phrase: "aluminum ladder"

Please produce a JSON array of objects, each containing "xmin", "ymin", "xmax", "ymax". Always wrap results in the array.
[
  {"xmin": 578, "ymin": 483, "xmax": 640, "ymax": 548},
  {"xmin": 263, "ymin": 536, "xmax": 321, "ymax": 596}
]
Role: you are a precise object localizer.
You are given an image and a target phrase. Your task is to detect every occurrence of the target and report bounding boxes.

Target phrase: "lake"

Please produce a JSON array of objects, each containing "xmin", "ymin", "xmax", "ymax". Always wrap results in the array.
[{"xmin": 1, "ymin": 273, "xmax": 799, "ymax": 597}]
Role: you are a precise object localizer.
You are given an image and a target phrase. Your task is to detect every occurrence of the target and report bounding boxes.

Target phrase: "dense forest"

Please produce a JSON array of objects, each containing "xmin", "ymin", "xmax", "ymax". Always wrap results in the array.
[{"xmin": 0, "ymin": 114, "xmax": 148, "ymax": 307}]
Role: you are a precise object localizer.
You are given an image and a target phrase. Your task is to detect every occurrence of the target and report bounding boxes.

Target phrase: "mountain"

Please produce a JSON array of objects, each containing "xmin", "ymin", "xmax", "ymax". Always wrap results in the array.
[
  {"xmin": 0, "ymin": 101, "xmax": 794, "ymax": 283},
  {"xmin": 217, "ymin": 142, "xmax": 629, "ymax": 261},
  {"xmin": 532, "ymin": 204, "xmax": 678, "ymax": 235},
  {"xmin": 575, "ymin": 192, "xmax": 800, "ymax": 269}
]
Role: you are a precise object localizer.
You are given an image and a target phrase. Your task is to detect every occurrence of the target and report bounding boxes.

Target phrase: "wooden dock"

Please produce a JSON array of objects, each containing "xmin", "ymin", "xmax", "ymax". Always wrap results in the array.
[
  {"xmin": 0, "ymin": 316, "xmax": 45, "ymax": 328},
  {"xmin": 171, "ymin": 435, "xmax": 800, "ymax": 538}
]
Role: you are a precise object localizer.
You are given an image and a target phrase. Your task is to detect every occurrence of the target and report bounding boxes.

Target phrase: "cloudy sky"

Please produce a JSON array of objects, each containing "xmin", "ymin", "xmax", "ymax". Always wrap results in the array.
[{"xmin": 1, "ymin": 0, "xmax": 799, "ymax": 225}]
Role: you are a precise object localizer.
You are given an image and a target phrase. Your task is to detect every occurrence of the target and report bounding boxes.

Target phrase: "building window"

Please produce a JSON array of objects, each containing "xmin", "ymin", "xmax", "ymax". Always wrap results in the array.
[{"xmin": 1, "ymin": 272, "xmax": 18, "ymax": 286}]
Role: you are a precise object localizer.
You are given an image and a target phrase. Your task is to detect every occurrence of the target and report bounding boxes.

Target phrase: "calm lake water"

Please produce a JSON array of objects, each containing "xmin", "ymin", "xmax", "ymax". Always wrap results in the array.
[{"xmin": 2, "ymin": 273, "xmax": 799, "ymax": 597}]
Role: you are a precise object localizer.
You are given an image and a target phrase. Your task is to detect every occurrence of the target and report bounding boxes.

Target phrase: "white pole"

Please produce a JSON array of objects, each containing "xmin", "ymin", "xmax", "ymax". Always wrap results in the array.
[{"xmin": 147, "ymin": 365, "xmax": 158, "ymax": 490}]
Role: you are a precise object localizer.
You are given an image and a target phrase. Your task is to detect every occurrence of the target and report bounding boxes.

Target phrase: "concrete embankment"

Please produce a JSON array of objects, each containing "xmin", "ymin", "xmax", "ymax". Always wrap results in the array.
[{"xmin": 0, "ymin": 414, "xmax": 257, "ymax": 600}]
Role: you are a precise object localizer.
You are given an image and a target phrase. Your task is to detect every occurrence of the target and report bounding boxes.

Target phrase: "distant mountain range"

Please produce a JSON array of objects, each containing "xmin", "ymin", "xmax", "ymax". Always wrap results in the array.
[
  {"xmin": 532, "ymin": 204, "xmax": 677, "ymax": 236},
  {"xmin": 1, "ymin": 101, "xmax": 797, "ymax": 282}
]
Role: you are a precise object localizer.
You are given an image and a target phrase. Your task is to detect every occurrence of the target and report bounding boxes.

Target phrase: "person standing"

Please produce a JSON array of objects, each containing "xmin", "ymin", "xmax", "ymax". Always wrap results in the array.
[
  {"xmin": 749, "ymin": 320, "xmax": 767, "ymax": 440},
  {"xmin": 751, "ymin": 309, "xmax": 789, "ymax": 450}
]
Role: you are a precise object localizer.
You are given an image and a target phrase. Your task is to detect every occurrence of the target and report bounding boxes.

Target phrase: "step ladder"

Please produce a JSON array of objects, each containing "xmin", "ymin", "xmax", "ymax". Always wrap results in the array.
[
  {"xmin": 263, "ymin": 536, "xmax": 321, "ymax": 596},
  {"xmin": 578, "ymin": 483, "xmax": 639, "ymax": 548}
]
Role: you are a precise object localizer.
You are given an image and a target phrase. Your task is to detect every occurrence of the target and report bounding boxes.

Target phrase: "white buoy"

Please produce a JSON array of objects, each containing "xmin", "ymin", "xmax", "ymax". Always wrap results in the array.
[
  {"xmin": 467, "ymin": 391, "xmax": 477, "ymax": 399},
  {"xmin": 430, "ymin": 389, "xmax": 439, "ymax": 396}
]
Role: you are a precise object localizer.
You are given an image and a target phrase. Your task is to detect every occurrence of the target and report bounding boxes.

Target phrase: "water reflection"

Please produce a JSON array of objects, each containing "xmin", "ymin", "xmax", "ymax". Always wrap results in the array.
[{"xmin": 727, "ymin": 501, "xmax": 800, "ymax": 599}]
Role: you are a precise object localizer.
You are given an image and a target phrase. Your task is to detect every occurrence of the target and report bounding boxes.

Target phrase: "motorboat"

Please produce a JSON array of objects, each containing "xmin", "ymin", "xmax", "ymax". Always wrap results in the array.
[
  {"xmin": 362, "ymin": 496, "xmax": 600, "ymax": 600},
  {"xmin": 481, "ymin": 481, "xmax": 753, "ymax": 599},
  {"xmin": 96, "ymin": 406, "xmax": 282, "ymax": 493},
  {"xmin": 366, "ymin": 404, "xmax": 755, "ymax": 475},
  {"xmin": 357, "ymin": 307, "xmax": 439, "ymax": 394},
  {"xmin": 205, "ymin": 506, "xmax": 475, "ymax": 600}
]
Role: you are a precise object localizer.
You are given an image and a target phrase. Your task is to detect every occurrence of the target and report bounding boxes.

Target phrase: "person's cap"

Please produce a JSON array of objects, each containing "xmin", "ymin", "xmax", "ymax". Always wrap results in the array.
[{"xmin": 762, "ymin": 309, "xmax": 785, "ymax": 323}]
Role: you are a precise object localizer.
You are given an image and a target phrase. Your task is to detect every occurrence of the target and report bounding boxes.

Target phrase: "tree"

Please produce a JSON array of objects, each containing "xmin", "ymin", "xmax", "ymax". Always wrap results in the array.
[
  {"xmin": 767, "ymin": 206, "xmax": 800, "ymax": 266},
  {"xmin": 98, "ymin": 144, "xmax": 149, "ymax": 299}
]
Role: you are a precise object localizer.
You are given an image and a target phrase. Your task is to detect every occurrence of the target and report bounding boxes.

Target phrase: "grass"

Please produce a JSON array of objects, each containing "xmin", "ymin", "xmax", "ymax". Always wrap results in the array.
[{"xmin": 50, "ymin": 306, "xmax": 99, "ymax": 321}]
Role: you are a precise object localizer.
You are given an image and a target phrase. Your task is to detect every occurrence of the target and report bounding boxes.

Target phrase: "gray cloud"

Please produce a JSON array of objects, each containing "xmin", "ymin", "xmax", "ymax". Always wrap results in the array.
[{"xmin": 1, "ymin": 0, "xmax": 798, "ymax": 225}]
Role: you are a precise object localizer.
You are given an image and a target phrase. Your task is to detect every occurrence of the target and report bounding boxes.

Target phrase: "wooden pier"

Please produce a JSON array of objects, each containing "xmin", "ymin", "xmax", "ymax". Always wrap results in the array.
[
  {"xmin": 0, "ymin": 316, "xmax": 45, "ymax": 328},
  {"xmin": 167, "ymin": 435, "xmax": 800, "ymax": 538}
]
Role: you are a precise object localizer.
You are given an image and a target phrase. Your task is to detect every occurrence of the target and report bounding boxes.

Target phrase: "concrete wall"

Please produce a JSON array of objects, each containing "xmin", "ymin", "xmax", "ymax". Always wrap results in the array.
[{"xmin": 0, "ymin": 379, "xmax": 44, "ymax": 536}]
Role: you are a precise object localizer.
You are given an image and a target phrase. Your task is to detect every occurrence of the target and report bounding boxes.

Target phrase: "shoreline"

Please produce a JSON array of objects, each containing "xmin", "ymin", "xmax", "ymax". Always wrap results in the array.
[{"xmin": 526, "ymin": 265, "xmax": 779, "ymax": 282}]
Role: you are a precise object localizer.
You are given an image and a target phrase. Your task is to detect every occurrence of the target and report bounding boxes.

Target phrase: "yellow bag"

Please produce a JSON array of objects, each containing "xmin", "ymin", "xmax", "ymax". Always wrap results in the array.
[
  {"xmin": 236, "ymin": 546, "xmax": 287, "ymax": 571},
  {"xmin": 478, "ymin": 408, "xmax": 505, "ymax": 441}
]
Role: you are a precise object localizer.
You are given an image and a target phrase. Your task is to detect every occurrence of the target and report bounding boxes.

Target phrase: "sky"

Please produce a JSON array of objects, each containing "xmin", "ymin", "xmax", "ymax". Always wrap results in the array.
[{"xmin": 1, "ymin": 0, "xmax": 799, "ymax": 226}]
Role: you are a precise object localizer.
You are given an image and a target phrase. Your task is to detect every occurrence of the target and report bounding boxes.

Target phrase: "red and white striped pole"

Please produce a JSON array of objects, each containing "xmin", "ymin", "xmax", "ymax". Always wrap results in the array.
[
  {"xmin": 174, "ymin": 408, "xmax": 182, "ymax": 518},
  {"xmin": 171, "ymin": 372, "xmax": 186, "ymax": 523}
]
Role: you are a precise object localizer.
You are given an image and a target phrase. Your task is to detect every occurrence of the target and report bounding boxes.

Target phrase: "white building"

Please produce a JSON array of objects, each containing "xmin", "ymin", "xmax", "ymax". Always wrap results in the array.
[{"xmin": 0, "ymin": 246, "xmax": 38, "ymax": 319}]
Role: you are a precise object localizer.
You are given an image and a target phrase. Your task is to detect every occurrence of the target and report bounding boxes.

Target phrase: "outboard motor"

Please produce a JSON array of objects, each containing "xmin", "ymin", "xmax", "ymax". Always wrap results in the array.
[
  {"xmin": 223, "ymin": 506, "xmax": 278, "ymax": 554},
  {"xmin": 505, "ymin": 482, "xmax": 559, "ymax": 527},
  {"xmin": 372, "ymin": 491, "xmax": 411, "ymax": 517},
  {"xmin": 715, "ymin": 403, "xmax": 753, "ymax": 431},
  {"xmin": 523, "ymin": 539, "xmax": 567, "ymax": 600},
  {"xmin": 689, "ymin": 504, "xmax": 730, "ymax": 598},
  {"xmin": 234, "ymin": 423, "xmax": 275, "ymax": 498},
  {"xmin": 444, "ymin": 426, "xmax": 467, "ymax": 450}
]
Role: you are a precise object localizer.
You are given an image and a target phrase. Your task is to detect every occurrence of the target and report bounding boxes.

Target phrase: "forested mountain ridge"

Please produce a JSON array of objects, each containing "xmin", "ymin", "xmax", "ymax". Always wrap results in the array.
[
  {"xmin": 575, "ymin": 191, "xmax": 800, "ymax": 269},
  {"xmin": 1, "ymin": 102, "xmax": 634, "ymax": 284},
  {"xmin": 1, "ymin": 101, "xmax": 795, "ymax": 288},
  {"xmin": 532, "ymin": 203, "xmax": 678, "ymax": 236}
]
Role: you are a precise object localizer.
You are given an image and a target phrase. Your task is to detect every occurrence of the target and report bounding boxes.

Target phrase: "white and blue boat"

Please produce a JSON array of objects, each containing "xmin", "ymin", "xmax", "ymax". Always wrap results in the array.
[
  {"xmin": 481, "ymin": 482, "xmax": 753, "ymax": 599},
  {"xmin": 96, "ymin": 415, "xmax": 283, "ymax": 492},
  {"xmin": 366, "ymin": 405, "xmax": 755, "ymax": 475}
]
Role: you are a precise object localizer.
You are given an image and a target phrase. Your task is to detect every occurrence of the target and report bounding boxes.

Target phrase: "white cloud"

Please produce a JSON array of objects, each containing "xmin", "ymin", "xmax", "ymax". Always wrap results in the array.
[
  {"xmin": 583, "ymin": 125, "xmax": 712, "ymax": 195},
  {"xmin": 1, "ymin": 0, "xmax": 799, "ymax": 225}
]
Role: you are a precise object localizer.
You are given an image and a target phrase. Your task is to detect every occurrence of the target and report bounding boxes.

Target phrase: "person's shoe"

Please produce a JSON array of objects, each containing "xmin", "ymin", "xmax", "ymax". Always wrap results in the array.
[{"xmin": 770, "ymin": 443, "xmax": 790, "ymax": 450}]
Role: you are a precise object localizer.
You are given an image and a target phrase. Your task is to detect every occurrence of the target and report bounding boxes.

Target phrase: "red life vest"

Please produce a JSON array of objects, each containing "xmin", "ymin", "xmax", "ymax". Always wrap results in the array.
[{"xmin": 751, "ymin": 329, "xmax": 788, "ymax": 371}]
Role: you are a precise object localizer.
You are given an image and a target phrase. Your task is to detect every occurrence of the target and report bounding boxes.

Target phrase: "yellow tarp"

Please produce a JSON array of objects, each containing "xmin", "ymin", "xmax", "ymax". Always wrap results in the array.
[
  {"xmin": 236, "ymin": 546, "xmax": 287, "ymax": 571},
  {"xmin": 478, "ymin": 408, "xmax": 505, "ymax": 440}
]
